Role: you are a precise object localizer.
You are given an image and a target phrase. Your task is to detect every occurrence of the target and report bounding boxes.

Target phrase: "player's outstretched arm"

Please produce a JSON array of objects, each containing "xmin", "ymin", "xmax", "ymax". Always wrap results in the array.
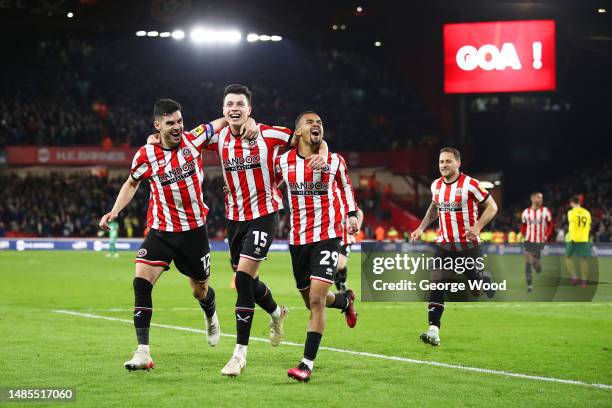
[
  {"xmin": 464, "ymin": 196, "xmax": 498, "ymax": 240},
  {"xmin": 99, "ymin": 175, "xmax": 141, "ymax": 230},
  {"xmin": 410, "ymin": 202, "xmax": 438, "ymax": 242}
]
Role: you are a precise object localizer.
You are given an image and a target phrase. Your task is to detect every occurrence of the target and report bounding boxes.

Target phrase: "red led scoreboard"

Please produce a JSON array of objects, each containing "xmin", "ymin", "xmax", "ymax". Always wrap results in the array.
[{"xmin": 444, "ymin": 20, "xmax": 556, "ymax": 93}]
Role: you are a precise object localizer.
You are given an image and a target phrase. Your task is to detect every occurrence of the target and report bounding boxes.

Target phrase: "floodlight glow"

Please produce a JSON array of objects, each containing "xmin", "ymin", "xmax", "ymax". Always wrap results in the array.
[
  {"xmin": 270, "ymin": 35, "xmax": 282, "ymax": 42},
  {"xmin": 332, "ymin": 24, "xmax": 338, "ymax": 30},
  {"xmin": 67, "ymin": 12, "xmax": 74, "ymax": 18},
  {"xmin": 374, "ymin": 41, "xmax": 382, "ymax": 47},
  {"xmin": 356, "ymin": 6, "xmax": 363, "ymax": 12},
  {"xmin": 147, "ymin": 31, "xmax": 159, "ymax": 37},
  {"xmin": 159, "ymin": 32, "xmax": 171, "ymax": 38},
  {"xmin": 136, "ymin": 31, "xmax": 147, "ymax": 37},
  {"xmin": 598, "ymin": 8, "xmax": 606, "ymax": 13},
  {"xmin": 247, "ymin": 33, "xmax": 259, "ymax": 42},
  {"xmin": 259, "ymin": 35, "xmax": 271, "ymax": 41},
  {"xmin": 191, "ymin": 28, "xmax": 241, "ymax": 44},
  {"xmin": 172, "ymin": 30, "xmax": 185, "ymax": 40}
]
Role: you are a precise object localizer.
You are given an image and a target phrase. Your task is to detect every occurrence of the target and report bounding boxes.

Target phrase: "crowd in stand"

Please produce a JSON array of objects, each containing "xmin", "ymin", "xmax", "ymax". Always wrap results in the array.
[
  {"xmin": 0, "ymin": 36, "xmax": 435, "ymax": 150},
  {"xmin": 1, "ymin": 167, "xmax": 610, "ymax": 242}
]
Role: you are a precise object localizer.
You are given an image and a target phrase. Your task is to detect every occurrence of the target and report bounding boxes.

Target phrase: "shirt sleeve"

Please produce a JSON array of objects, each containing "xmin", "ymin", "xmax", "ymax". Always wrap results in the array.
[
  {"xmin": 185, "ymin": 123, "xmax": 215, "ymax": 151},
  {"xmin": 467, "ymin": 178, "xmax": 489, "ymax": 203},
  {"xmin": 260, "ymin": 124, "xmax": 293, "ymax": 148},
  {"xmin": 334, "ymin": 154, "xmax": 357, "ymax": 214},
  {"xmin": 130, "ymin": 147, "xmax": 152, "ymax": 181}
]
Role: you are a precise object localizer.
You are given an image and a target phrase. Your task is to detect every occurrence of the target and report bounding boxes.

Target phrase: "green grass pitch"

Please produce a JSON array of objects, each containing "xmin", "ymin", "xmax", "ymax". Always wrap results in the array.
[{"xmin": 1, "ymin": 251, "xmax": 610, "ymax": 407}]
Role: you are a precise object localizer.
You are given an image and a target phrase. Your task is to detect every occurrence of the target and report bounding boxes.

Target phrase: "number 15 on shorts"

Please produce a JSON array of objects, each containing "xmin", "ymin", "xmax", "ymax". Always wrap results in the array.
[{"xmin": 252, "ymin": 231, "xmax": 268, "ymax": 248}]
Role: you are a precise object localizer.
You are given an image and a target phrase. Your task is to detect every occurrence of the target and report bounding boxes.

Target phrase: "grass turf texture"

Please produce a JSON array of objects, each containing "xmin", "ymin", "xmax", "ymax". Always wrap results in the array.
[{"xmin": 1, "ymin": 251, "xmax": 610, "ymax": 407}]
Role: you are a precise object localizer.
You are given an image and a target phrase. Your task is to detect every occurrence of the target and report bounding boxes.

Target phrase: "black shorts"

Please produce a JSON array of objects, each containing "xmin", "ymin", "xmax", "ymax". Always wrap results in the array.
[
  {"xmin": 339, "ymin": 244, "xmax": 352, "ymax": 258},
  {"xmin": 290, "ymin": 238, "xmax": 341, "ymax": 290},
  {"xmin": 135, "ymin": 225, "xmax": 211, "ymax": 282},
  {"xmin": 432, "ymin": 245, "xmax": 484, "ymax": 281},
  {"xmin": 524, "ymin": 242, "xmax": 545, "ymax": 258},
  {"xmin": 227, "ymin": 213, "xmax": 278, "ymax": 267}
]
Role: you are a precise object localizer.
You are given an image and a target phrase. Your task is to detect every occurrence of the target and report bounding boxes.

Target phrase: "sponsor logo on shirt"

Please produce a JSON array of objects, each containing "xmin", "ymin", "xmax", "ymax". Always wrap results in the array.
[{"xmin": 223, "ymin": 155, "xmax": 262, "ymax": 172}]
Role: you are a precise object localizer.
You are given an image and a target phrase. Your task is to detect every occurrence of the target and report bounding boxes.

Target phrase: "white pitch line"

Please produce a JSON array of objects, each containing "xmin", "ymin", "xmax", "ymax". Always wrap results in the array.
[
  {"xmin": 51, "ymin": 310, "xmax": 612, "ymax": 391},
  {"xmin": 69, "ymin": 303, "xmax": 611, "ymax": 313}
]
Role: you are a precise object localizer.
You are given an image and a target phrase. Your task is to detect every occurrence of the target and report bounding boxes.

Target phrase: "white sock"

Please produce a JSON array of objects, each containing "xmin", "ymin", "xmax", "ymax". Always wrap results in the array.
[
  {"xmin": 234, "ymin": 344, "xmax": 248, "ymax": 358},
  {"xmin": 206, "ymin": 311, "xmax": 217, "ymax": 321},
  {"xmin": 271, "ymin": 306, "xmax": 281, "ymax": 319},
  {"xmin": 301, "ymin": 358, "xmax": 314, "ymax": 371},
  {"xmin": 137, "ymin": 344, "xmax": 150, "ymax": 353},
  {"xmin": 429, "ymin": 325, "xmax": 439, "ymax": 334}
]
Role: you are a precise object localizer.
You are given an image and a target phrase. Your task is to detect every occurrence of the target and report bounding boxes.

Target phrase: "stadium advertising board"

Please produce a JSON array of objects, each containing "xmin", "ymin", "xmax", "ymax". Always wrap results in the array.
[{"xmin": 444, "ymin": 20, "xmax": 556, "ymax": 93}]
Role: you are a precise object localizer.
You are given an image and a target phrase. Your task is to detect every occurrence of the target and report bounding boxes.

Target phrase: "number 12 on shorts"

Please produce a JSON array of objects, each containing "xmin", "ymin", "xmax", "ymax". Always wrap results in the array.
[{"xmin": 252, "ymin": 231, "xmax": 268, "ymax": 248}]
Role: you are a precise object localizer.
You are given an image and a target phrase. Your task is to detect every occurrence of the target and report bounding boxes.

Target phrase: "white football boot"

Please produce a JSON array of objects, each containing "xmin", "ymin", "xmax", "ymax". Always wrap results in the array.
[
  {"xmin": 269, "ymin": 306, "xmax": 288, "ymax": 347},
  {"xmin": 420, "ymin": 325, "xmax": 441, "ymax": 347},
  {"xmin": 205, "ymin": 312, "xmax": 221, "ymax": 347},
  {"xmin": 124, "ymin": 346, "xmax": 155, "ymax": 371},
  {"xmin": 221, "ymin": 354, "xmax": 246, "ymax": 377}
]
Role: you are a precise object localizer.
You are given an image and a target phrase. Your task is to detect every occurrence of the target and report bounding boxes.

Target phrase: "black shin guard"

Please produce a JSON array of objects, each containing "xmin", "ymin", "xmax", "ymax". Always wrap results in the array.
[
  {"xmin": 329, "ymin": 292, "xmax": 348, "ymax": 310},
  {"xmin": 133, "ymin": 277, "xmax": 153, "ymax": 345},
  {"xmin": 304, "ymin": 331, "xmax": 323, "ymax": 361},
  {"xmin": 428, "ymin": 286, "xmax": 445, "ymax": 328},
  {"xmin": 198, "ymin": 286, "xmax": 216, "ymax": 318},
  {"xmin": 253, "ymin": 276, "xmax": 278, "ymax": 314},
  {"xmin": 235, "ymin": 272, "xmax": 255, "ymax": 346},
  {"xmin": 525, "ymin": 263, "xmax": 533, "ymax": 286}
]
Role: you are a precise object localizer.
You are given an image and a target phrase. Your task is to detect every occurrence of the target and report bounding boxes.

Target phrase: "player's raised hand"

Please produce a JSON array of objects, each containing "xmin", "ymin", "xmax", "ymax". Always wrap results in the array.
[
  {"xmin": 147, "ymin": 133, "xmax": 161, "ymax": 145},
  {"xmin": 463, "ymin": 225, "xmax": 481, "ymax": 241},
  {"xmin": 307, "ymin": 153, "xmax": 327, "ymax": 169},
  {"xmin": 241, "ymin": 118, "xmax": 258, "ymax": 140},
  {"xmin": 409, "ymin": 228, "xmax": 423, "ymax": 242},
  {"xmin": 348, "ymin": 216, "xmax": 359, "ymax": 234},
  {"xmin": 99, "ymin": 211, "xmax": 119, "ymax": 231}
]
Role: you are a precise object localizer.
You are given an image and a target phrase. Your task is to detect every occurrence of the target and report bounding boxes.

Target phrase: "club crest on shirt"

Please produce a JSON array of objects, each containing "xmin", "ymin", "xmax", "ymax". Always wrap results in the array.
[
  {"xmin": 288, "ymin": 164, "xmax": 296, "ymax": 172},
  {"xmin": 157, "ymin": 159, "xmax": 166, "ymax": 166},
  {"xmin": 182, "ymin": 148, "xmax": 192, "ymax": 157},
  {"xmin": 455, "ymin": 188, "xmax": 463, "ymax": 196},
  {"xmin": 137, "ymin": 248, "xmax": 147, "ymax": 257},
  {"xmin": 248, "ymin": 139, "xmax": 257, "ymax": 147}
]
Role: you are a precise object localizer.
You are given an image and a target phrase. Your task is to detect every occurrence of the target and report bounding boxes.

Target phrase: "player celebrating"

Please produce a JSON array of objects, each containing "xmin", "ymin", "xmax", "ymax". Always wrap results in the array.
[
  {"xmin": 335, "ymin": 206, "xmax": 364, "ymax": 292},
  {"xmin": 520, "ymin": 192, "xmax": 553, "ymax": 292},
  {"xmin": 410, "ymin": 147, "xmax": 498, "ymax": 347},
  {"xmin": 276, "ymin": 111, "xmax": 358, "ymax": 382},
  {"xmin": 201, "ymin": 85, "xmax": 329, "ymax": 376},
  {"xmin": 565, "ymin": 196, "xmax": 592, "ymax": 287},
  {"xmin": 100, "ymin": 99, "xmax": 256, "ymax": 371}
]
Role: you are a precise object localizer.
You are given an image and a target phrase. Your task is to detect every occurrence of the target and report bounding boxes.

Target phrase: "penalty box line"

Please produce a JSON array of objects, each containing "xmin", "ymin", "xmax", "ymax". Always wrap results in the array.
[{"xmin": 52, "ymin": 309, "xmax": 611, "ymax": 391}]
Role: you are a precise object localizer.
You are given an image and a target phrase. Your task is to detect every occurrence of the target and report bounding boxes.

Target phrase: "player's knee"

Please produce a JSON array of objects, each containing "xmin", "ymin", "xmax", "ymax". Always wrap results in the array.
[
  {"xmin": 192, "ymin": 282, "xmax": 208, "ymax": 300},
  {"xmin": 308, "ymin": 293, "xmax": 326, "ymax": 310}
]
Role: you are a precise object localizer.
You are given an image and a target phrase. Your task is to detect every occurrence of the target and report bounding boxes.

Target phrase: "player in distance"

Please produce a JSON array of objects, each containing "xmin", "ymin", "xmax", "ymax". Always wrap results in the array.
[
  {"xmin": 410, "ymin": 147, "xmax": 498, "ymax": 347},
  {"xmin": 520, "ymin": 192, "xmax": 553, "ymax": 292}
]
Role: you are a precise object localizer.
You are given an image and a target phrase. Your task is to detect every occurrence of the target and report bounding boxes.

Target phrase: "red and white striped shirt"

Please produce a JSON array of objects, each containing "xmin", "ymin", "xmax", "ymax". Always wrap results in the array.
[
  {"xmin": 275, "ymin": 150, "xmax": 357, "ymax": 245},
  {"xmin": 521, "ymin": 206, "xmax": 552, "ymax": 243},
  {"xmin": 204, "ymin": 124, "xmax": 292, "ymax": 221},
  {"xmin": 130, "ymin": 123, "xmax": 214, "ymax": 232},
  {"xmin": 431, "ymin": 173, "xmax": 489, "ymax": 249}
]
